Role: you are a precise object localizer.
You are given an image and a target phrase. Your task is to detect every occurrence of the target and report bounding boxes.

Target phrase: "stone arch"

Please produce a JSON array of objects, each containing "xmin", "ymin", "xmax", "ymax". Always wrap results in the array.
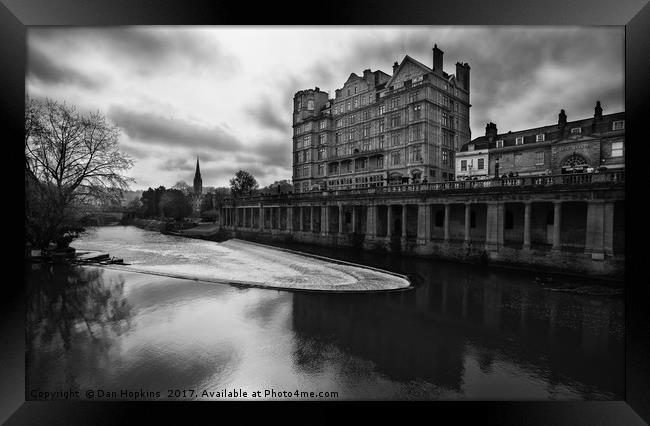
[{"xmin": 561, "ymin": 153, "xmax": 588, "ymax": 173}]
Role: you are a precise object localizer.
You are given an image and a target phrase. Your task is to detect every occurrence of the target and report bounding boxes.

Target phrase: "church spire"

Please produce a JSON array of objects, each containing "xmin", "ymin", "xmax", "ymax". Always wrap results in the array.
[{"xmin": 193, "ymin": 156, "xmax": 202, "ymax": 196}]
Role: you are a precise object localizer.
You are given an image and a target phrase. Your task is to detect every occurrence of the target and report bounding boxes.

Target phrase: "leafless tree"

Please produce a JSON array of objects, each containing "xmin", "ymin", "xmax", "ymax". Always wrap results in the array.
[{"xmin": 25, "ymin": 97, "xmax": 134, "ymax": 249}]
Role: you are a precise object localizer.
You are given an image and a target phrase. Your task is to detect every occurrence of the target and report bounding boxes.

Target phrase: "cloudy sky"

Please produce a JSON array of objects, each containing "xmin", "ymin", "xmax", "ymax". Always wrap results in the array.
[{"xmin": 27, "ymin": 26, "xmax": 624, "ymax": 190}]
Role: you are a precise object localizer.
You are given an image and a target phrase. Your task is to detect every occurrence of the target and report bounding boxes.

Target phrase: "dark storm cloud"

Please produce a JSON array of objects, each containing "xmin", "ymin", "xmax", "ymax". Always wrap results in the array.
[
  {"xmin": 246, "ymin": 137, "xmax": 292, "ymax": 169},
  {"xmin": 328, "ymin": 28, "xmax": 623, "ymax": 136},
  {"xmin": 29, "ymin": 27, "xmax": 240, "ymax": 78},
  {"xmin": 109, "ymin": 105, "xmax": 244, "ymax": 152},
  {"xmin": 160, "ymin": 158, "xmax": 195, "ymax": 172},
  {"xmin": 246, "ymin": 97, "xmax": 289, "ymax": 134},
  {"xmin": 27, "ymin": 46, "xmax": 104, "ymax": 89}
]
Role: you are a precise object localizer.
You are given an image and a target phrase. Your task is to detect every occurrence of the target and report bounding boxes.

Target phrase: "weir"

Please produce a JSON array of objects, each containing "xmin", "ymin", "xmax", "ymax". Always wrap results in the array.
[{"xmin": 217, "ymin": 171, "xmax": 625, "ymax": 279}]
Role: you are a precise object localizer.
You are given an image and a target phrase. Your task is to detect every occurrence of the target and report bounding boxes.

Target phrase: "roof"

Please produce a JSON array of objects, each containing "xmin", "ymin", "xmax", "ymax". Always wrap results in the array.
[{"xmin": 459, "ymin": 111, "xmax": 625, "ymax": 152}]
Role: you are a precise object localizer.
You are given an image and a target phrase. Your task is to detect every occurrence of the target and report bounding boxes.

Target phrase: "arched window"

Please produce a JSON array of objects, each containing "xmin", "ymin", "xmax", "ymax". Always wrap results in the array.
[{"xmin": 561, "ymin": 153, "xmax": 588, "ymax": 173}]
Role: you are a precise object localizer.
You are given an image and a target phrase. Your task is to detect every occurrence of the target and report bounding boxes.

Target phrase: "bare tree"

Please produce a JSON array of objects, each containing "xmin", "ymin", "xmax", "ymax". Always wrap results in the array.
[{"xmin": 25, "ymin": 97, "xmax": 134, "ymax": 249}]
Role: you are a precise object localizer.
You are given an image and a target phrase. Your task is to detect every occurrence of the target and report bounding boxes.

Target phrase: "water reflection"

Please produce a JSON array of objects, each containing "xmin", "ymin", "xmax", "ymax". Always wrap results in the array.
[{"xmin": 26, "ymin": 227, "xmax": 624, "ymax": 400}]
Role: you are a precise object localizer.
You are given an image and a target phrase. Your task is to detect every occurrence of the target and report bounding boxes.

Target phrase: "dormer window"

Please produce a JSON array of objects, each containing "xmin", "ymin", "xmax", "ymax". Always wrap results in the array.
[
  {"xmin": 496, "ymin": 140, "xmax": 504, "ymax": 148},
  {"xmin": 467, "ymin": 144, "xmax": 475, "ymax": 151},
  {"xmin": 571, "ymin": 127, "xmax": 582, "ymax": 134},
  {"xmin": 613, "ymin": 120, "xmax": 625, "ymax": 131},
  {"xmin": 307, "ymin": 100, "xmax": 314, "ymax": 111},
  {"xmin": 515, "ymin": 137, "xmax": 524, "ymax": 145},
  {"xmin": 536, "ymin": 134, "xmax": 545, "ymax": 142}
]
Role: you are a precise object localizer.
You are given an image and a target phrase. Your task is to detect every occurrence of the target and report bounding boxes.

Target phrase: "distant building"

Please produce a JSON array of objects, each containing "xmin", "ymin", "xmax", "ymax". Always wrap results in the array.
[
  {"xmin": 192, "ymin": 157, "xmax": 203, "ymax": 214},
  {"xmin": 455, "ymin": 101, "xmax": 625, "ymax": 179},
  {"xmin": 292, "ymin": 44, "xmax": 471, "ymax": 192}
]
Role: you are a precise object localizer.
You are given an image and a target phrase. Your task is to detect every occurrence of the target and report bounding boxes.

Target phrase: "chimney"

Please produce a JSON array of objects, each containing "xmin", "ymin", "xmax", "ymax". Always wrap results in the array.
[
  {"xmin": 455, "ymin": 62, "xmax": 470, "ymax": 92},
  {"xmin": 485, "ymin": 122, "xmax": 498, "ymax": 139},
  {"xmin": 558, "ymin": 109, "xmax": 567, "ymax": 126},
  {"xmin": 432, "ymin": 44, "xmax": 443, "ymax": 75},
  {"xmin": 392, "ymin": 61, "xmax": 399, "ymax": 74},
  {"xmin": 594, "ymin": 100, "xmax": 603, "ymax": 119}
]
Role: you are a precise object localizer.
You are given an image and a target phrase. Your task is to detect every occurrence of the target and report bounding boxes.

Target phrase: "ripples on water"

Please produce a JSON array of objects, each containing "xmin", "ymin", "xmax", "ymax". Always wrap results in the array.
[{"xmin": 26, "ymin": 226, "xmax": 624, "ymax": 400}]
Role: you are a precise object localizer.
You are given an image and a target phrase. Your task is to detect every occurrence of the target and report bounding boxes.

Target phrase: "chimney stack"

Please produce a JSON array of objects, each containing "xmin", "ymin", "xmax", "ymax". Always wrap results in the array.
[
  {"xmin": 455, "ymin": 62, "xmax": 470, "ymax": 92},
  {"xmin": 594, "ymin": 101, "xmax": 603, "ymax": 119},
  {"xmin": 433, "ymin": 44, "xmax": 444, "ymax": 75},
  {"xmin": 558, "ymin": 109, "xmax": 567, "ymax": 126},
  {"xmin": 392, "ymin": 61, "xmax": 399, "ymax": 74},
  {"xmin": 485, "ymin": 122, "xmax": 498, "ymax": 139}
]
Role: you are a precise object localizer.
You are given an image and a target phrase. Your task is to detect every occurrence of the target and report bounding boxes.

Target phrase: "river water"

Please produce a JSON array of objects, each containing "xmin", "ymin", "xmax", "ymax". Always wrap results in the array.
[{"xmin": 25, "ymin": 226, "xmax": 624, "ymax": 400}]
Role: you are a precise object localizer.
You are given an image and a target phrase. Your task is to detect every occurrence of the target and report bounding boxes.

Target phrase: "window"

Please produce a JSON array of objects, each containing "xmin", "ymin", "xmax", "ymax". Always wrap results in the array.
[
  {"xmin": 304, "ymin": 135, "xmax": 311, "ymax": 146},
  {"xmin": 408, "ymin": 91, "xmax": 420, "ymax": 103},
  {"xmin": 379, "ymin": 104, "xmax": 385, "ymax": 115},
  {"xmin": 611, "ymin": 141, "xmax": 624, "ymax": 157},
  {"xmin": 536, "ymin": 134, "xmax": 545, "ymax": 142},
  {"xmin": 390, "ymin": 97, "xmax": 399, "ymax": 109},
  {"xmin": 363, "ymin": 110, "xmax": 370, "ymax": 120},
  {"xmin": 361, "ymin": 96, "xmax": 367, "ymax": 106},
  {"xmin": 514, "ymin": 152, "xmax": 522, "ymax": 166},
  {"xmin": 318, "ymin": 164, "xmax": 325, "ymax": 176},
  {"xmin": 536, "ymin": 151, "xmax": 545, "ymax": 165},
  {"xmin": 612, "ymin": 120, "xmax": 625, "ymax": 131},
  {"xmin": 305, "ymin": 150, "xmax": 311, "ymax": 162},
  {"xmin": 460, "ymin": 160, "xmax": 467, "ymax": 171},
  {"xmin": 307, "ymin": 100, "xmax": 314, "ymax": 111},
  {"xmin": 353, "ymin": 98, "xmax": 358, "ymax": 108},
  {"xmin": 379, "ymin": 119, "xmax": 385, "ymax": 133},
  {"xmin": 376, "ymin": 156, "xmax": 384, "ymax": 167},
  {"xmin": 442, "ymin": 132, "xmax": 451, "ymax": 147},
  {"xmin": 318, "ymin": 147, "xmax": 326, "ymax": 160},
  {"xmin": 413, "ymin": 104, "xmax": 422, "ymax": 120},
  {"xmin": 496, "ymin": 139, "xmax": 504, "ymax": 148},
  {"xmin": 348, "ymin": 131, "xmax": 354, "ymax": 141},
  {"xmin": 467, "ymin": 144, "xmax": 474, "ymax": 151},
  {"xmin": 410, "ymin": 124, "xmax": 422, "ymax": 141},
  {"xmin": 571, "ymin": 127, "xmax": 581, "ymax": 134},
  {"xmin": 319, "ymin": 134, "xmax": 326, "ymax": 145},
  {"xmin": 335, "ymin": 146, "xmax": 341, "ymax": 157},
  {"xmin": 346, "ymin": 101, "xmax": 351, "ymax": 111},
  {"xmin": 362, "ymin": 140, "xmax": 370, "ymax": 151},
  {"xmin": 516, "ymin": 137, "xmax": 524, "ymax": 145},
  {"xmin": 441, "ymin": 112, "xmax": 449, "ymax": 127},
  {"xmin": 391, "ymin": 151, "xmax": 401, "ymax": 165},
  {"xmin": 477, "ymin": 158, "xmax": 485, "ymax": 170},
  {"xmin": 390, "ymin": 113, "xmax": 401, "ymax": 127},
  {"xmin": 410, "ymin": 145, "xmax": 422, "ymax": 163},
  {"xmin": 391, "ymin": 133, "xmax": 400, "ymax": 146},
  {"xmin": 336, "ymin": 119, "xmax": 342, "ymax": 128},
  {"xmin": 442, "ymin": 150, "xmax": 449, "ymax": 165},
  {"xmin": 320, "ymin": 121, "xmax": 326, "ymax": 130},
  {"xmin": 378, "ymin": 135, "xmax": 385, "ymax": 149}
]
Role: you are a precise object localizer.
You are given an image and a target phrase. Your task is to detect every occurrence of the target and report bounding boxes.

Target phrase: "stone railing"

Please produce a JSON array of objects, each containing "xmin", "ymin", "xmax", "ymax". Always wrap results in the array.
[{"xmin": 223, "ymin": 170, "xmax": 624, "ymax": 204}]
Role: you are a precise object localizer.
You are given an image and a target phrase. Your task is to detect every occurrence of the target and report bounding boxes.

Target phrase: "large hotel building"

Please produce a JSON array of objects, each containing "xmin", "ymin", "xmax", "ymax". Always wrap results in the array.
[{"xmin": 292, "ymin": 45, "xmax": 471, "ymax": 193}]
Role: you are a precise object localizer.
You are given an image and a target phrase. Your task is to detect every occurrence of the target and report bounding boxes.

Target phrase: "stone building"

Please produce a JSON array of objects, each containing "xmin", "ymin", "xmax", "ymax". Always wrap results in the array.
[
  {"xmin": 292, "ymin": 44, "xmax": 471, "ymax": 193},
  {"xmin": 455, "ymin": 102, "xmax": 625, "ymax": 180},
  {"xmin": 192, "ymin": 157, "xmax": 203, "ymax": 214}
]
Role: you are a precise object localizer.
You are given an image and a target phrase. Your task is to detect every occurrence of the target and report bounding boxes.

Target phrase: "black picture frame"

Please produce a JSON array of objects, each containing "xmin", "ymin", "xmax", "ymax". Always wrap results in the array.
[{"xmin": 3, "ymin": 0, "xmax": 649, "ymax": 423}]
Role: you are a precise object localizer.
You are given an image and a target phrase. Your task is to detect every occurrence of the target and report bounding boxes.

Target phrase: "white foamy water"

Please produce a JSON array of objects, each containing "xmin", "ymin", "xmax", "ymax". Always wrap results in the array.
[{"xmin": 72, "ymin": 226, "xmax": 410, "ymax": 291}]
